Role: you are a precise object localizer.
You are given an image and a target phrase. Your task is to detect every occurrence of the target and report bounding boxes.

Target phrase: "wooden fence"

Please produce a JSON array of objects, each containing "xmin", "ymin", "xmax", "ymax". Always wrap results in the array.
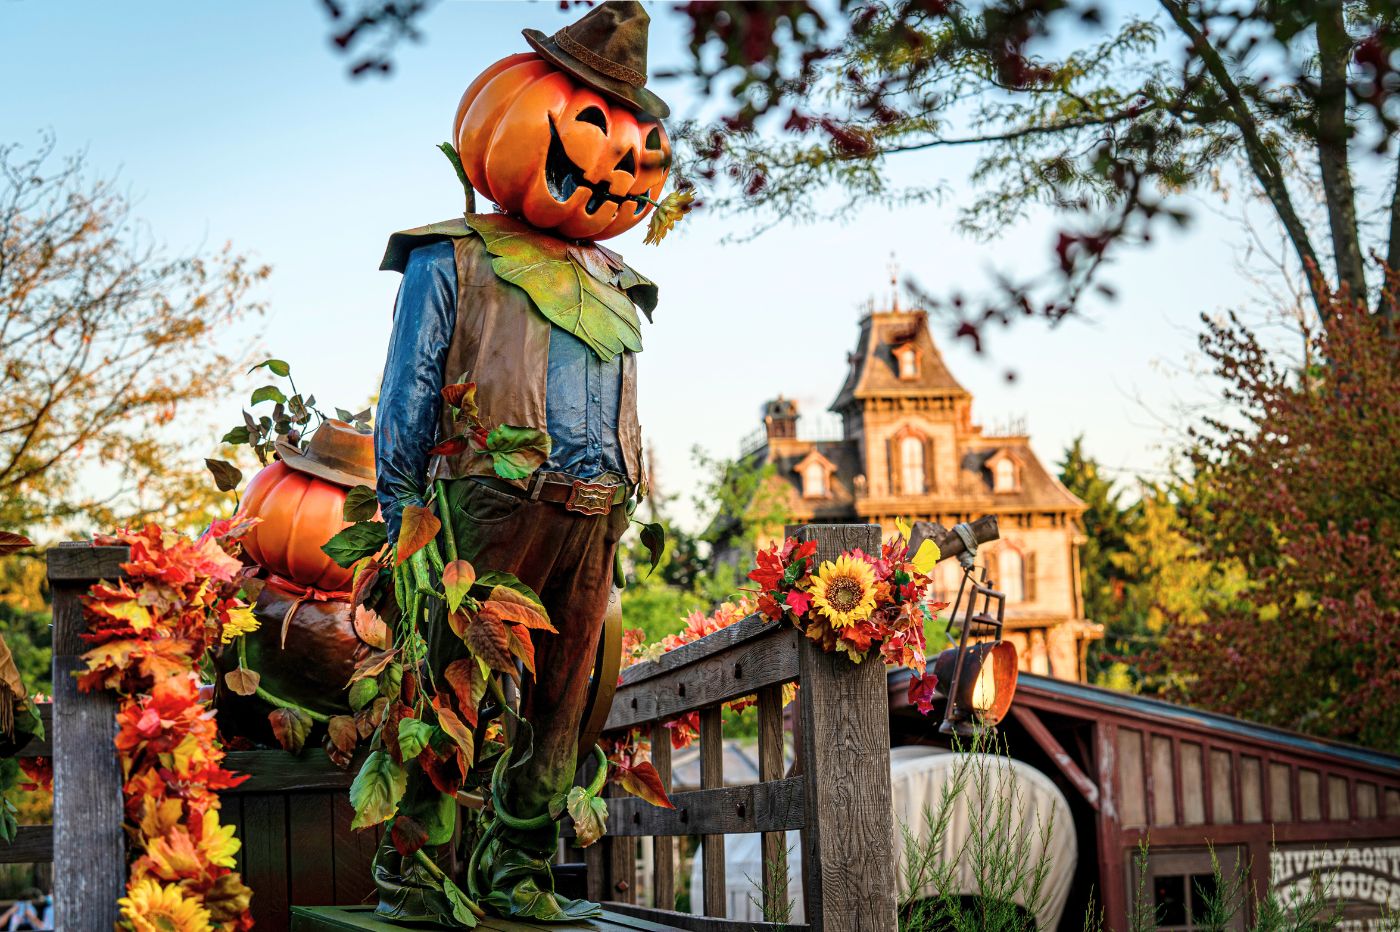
[{"xmin": 11, "ymin": 524, "xmax": 925, "ymax": 930}]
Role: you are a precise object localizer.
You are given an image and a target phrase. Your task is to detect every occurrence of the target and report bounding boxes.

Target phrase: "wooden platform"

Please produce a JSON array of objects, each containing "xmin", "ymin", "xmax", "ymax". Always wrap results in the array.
[{"xmin": 290, "ymin": 905, "xmax": 685, "ymax": 931}]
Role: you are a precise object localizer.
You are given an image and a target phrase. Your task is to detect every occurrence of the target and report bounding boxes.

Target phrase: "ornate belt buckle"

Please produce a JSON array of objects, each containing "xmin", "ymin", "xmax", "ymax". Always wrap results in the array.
[{"xmin": 566, "ymin": 480, "xmax": 614, "ymax": 516}]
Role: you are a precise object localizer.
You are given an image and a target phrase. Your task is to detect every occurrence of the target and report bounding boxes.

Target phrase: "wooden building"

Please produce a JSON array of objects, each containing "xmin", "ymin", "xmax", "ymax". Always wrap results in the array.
[
  {"xmin": 737, "ymin": 307, "xmax": 1101, "ymax": 681},
  {"xmin": 889, "ymin": 669, "xmax": 1400, "ymax": 930}
]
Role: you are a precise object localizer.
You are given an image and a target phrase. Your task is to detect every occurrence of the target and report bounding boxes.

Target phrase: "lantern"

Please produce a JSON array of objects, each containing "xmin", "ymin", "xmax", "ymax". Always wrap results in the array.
[{"xmin": 930, "ymin": 567, "xmax": 1019, "ymax": 737}]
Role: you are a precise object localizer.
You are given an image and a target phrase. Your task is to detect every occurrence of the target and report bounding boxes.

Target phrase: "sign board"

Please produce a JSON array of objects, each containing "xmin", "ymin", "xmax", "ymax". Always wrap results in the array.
[{"xmin": 1271, "ymin": 842, "xmax": 1400, "ymax": 928}]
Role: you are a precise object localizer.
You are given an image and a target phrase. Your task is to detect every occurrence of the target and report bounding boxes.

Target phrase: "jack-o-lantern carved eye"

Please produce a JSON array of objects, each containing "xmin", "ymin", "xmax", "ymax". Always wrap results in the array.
[
  {"xmin": 577, "ymin": 106, "xmax": 608, "ymax": 132},
  {"xmin": 645, "ymin": 127, "xmax": 662, "ymax": 150}
]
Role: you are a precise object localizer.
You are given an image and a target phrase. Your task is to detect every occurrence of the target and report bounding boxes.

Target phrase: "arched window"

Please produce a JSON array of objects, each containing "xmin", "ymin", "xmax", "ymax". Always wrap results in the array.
[
  {"xmin": 994, "ymin": 458, "xmax": 1017, "ymax": 492},
  {"xmin": 999, "ymin": 547, "xmax": 1025, "ymax": 602},
  {"xmin": 901, "ymin": 435, "xmax": 926, "ymax": 494},
  {"xmin": 803, "ymin": 462, "xmax": 827, "ymax": 498}
]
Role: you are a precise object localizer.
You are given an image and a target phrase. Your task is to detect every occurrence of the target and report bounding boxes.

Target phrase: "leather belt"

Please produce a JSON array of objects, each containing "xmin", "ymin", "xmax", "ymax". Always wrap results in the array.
[{"xmin": 476, "ymin": 474, "xmax": 628, "ymax": 516}]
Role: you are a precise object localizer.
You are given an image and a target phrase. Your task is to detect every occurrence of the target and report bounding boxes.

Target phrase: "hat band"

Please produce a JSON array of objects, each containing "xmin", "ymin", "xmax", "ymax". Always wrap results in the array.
[{"xmin": 552, "ymin": 28, "xmax": 646, "ymax": 88}]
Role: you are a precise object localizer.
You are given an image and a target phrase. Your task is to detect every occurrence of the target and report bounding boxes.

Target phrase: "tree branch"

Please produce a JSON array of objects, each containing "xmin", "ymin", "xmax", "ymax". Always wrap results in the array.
[
  {"xmin": 1315, "ymin": 2, "xmax": 1368, "ymax": 306},
  {"xmin": 1158, "ymin": 0, "xmax": 1329, "ymax": 316}
]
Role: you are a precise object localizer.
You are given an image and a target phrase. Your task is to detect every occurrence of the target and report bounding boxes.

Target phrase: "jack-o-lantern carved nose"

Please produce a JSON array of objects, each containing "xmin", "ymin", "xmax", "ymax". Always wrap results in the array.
[{"xmin": 614, "ymin": 150, "xmax": 636, "ymax": 175}]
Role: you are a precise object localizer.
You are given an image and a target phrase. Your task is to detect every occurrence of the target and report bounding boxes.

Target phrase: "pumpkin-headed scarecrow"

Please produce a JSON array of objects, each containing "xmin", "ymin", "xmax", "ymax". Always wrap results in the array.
[{"xmin": 370, "ymin": 2, "xmax": 681, "ymax": 924}]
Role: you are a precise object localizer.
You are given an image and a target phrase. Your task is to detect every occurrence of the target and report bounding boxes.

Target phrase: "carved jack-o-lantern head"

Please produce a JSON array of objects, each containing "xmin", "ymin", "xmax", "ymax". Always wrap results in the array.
[{"xmin": 454, "ymin": 52, "xmax": 672, "ymax": 242}]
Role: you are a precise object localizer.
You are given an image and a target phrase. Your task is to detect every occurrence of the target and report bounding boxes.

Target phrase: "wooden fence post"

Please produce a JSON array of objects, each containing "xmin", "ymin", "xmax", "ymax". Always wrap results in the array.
[
  {"xmin": 48, "ymin": 543, "xmax": 130, "ymax": 930},
  {"xmin": 793, "ymin": 524, "xmax": 898, "ymax": 932}
]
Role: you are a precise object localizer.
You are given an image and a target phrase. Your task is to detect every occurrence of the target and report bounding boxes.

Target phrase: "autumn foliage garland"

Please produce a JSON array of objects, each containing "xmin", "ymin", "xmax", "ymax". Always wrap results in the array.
[{"xmin": 78, "ymin": 522, "xmax": 259, "ymax": 932}]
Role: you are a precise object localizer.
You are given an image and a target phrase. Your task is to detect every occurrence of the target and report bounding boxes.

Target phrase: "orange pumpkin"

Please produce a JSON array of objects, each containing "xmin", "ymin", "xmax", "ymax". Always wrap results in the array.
[
  {"xmin": 237, "ymin": 461, "xmax": 367, "ymax": 592},
  {"xmin": 454, "ymin": 52, "xmax": 671, "ymax": 242}
]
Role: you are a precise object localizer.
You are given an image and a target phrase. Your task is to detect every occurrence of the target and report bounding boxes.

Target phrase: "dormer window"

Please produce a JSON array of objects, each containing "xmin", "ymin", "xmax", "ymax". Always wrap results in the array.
[
  {"xmin": 795, "ymin": 450, "xmax": 836, "ymax": 499},
  {"xmin": 894, "ymin": 343, "xmax": 920, "ymax": 380},
  {"xmin": 994, "ymin": 457, "xmax": 1017, "ymax": 493}
]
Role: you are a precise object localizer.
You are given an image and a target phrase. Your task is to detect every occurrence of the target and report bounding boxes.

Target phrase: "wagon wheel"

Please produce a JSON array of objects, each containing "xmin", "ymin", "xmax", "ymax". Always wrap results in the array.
[{"xmin": 577, "ymin": 585, "xmax": 623, "ymax": 759}]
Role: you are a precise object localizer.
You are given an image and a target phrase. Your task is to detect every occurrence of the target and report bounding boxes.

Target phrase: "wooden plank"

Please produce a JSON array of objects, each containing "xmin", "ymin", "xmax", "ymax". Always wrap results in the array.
[
  {"xmin": 1299, "ymin": 768, "xmax": 1322, "ymax": 821},
  {"xmin": 1010, "ymin": 705, "xmax": 1099, "ymax": 810},
  {"xmin": 1180, "ymin": 741, "xmax": 1205, "ymax": 825},
  {"xmin": 1328, "ymin": 774, "xmax": 1350, "ymax": 821},
  {"xmin": 1150, "ymin": 734, "xmax": 1175, "ymax": 826},
  {"xmin": 45, "ymin": 541, "xmax": 129, "ymax": 581},
  {"xmin": 699, "ymin": 706, "xmax": 725, "ymax": 919},
  {"xmin": 1116, "ymin": 727, "xmax": 1146, "ymax": 827},
  {"xmin": 1240, "ymin": 755, "xmax": 1264, "ymax": 822},
  {"xmin": 291, "ymin": 904, "xmax": 668, "ymax": 931},
  {"xmin": 0, "ymin": 825, "xmax": 52, "ymax": 863},
  {"xmin": 1210, "ymin": 749, "xmax": 1235, "ymax": 823},
  {"xmin": 1094, "ymin": 721, "xmax": 1127, "ymax": 932},
  {"xmin": 907, "ymin": 515, "xmax": 1000, "ymax": 565},
  {"xmin": 288, "ymin": 792, "xmax": 337, "ymax": 906},
  {"xmin": 1269, "ymin": 761, "xmax": 1292, "ymax": 822},
  {"xmin": 228, "ymin": 749, "xmax": 363, "ymax": 793},
  {"xmin": 794, "ymin": 522, "xmax": 897, "ymax": 932},
  {"xmin": 649, "ymin": 721, "xmax": 674, "ymax": 911},
  {"xmin": 605, "ymin": 626, "xmax": 799, "ymax": 732},
  {"xmin": 331, "ymin": 793, "xmax": 380, "ymax": 906},
  {"xmin": 603, "ymin": 902, "xmax": 808, "ymax": 932},
  {"xmin": 48, "ymin": 566, "xmax": 125, "ymax": 931},
  {"xmin": 606, "ymin": 786, "xmax": 637, "ymax": 903},
  {"xmin": 619, "ymin": 614, "xmax": 778, "ymax": 687},
  {"xmin": 757, "ymin": 683, "xmax": 788, "ymax": 918},
  {"xmin": 565, "ymin": 777, "xmax": 805, "ymax": 838},
  {"xmin": 243, "ymin": 793, "xmax": 291, "ymax": 932}
]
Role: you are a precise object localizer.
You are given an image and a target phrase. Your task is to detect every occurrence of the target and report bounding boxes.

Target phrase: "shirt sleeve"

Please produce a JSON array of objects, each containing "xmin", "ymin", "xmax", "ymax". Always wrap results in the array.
[{"xmin": 374, "ymin": 241, "xmax": 457, "ymax": 543}]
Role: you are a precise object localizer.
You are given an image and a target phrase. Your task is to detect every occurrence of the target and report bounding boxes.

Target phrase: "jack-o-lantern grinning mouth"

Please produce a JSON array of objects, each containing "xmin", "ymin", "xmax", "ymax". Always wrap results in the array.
[{"xmin": 545, "ymin": 116, "xmax": 649, "ymax": 217}]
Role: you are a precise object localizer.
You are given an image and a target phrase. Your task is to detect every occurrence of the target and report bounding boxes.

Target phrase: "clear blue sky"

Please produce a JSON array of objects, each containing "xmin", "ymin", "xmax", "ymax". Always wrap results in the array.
[{"xmin": 2, "ymin": 1, "xmax": 1253, "ymax": 527}]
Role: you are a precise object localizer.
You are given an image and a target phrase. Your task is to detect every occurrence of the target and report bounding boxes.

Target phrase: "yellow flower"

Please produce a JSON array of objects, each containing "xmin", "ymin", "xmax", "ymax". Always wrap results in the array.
[
  {"xmin": 219, "ymin": 606, "xmax": 259, "ymax": 643},
  {"xmin": 808, "ymin": 554, "xmax": 877, "ymax": 629},
  {"xmin": 118, "ymin": 878, "xmax": 213, "ymax": 932},
  {"xmin": 198, "ymin": 809, "xmax": 241, "ymax": 869}
]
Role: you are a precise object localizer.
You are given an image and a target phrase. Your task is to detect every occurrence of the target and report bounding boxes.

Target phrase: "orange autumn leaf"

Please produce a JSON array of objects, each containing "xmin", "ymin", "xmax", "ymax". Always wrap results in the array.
[
  {"xmin": 443, "ymin": 658, "xmax": 488, "ymax": 729},
  {"xmin": 614, "ymin": 760, "xmax": 675, "ymax": 810},
  {"xmin": 442, "ymin": 559, "xmax": 477, "ymax": 613},
  {"xmin": 395, "ymin": 504, "xmax": 440, "ymax": 566},
  {"xmin": 506, "ymin": 625, "xmax": 535, "ymax": 676},
  {"xmin": 481, "ymin": 586, "xmax": 555, "ymax": 632}
]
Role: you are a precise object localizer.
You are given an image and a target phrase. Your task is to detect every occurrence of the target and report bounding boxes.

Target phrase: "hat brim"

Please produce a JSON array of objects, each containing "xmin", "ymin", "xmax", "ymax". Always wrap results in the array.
[
  {"xmin": 274, "ymin": 439, "xmax": 375, "ymax": 490},
  {"xmin": 523, "ymin": 28, "xmax": 670, "ymax": 120}
]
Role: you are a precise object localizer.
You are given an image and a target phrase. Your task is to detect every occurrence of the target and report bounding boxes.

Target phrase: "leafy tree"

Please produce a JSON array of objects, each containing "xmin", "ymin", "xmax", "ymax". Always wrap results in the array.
[
  {"xmin": 1058, "ymin": 439, "xmax": 1135, "ymax": 629},
  {"xmin": 668, "ymin": 0, "xmax": 1400, "ymax": 340},
  {"xmin": 1161, "ymin": 293, "xmax": 1400, "ymax": 750},
  {"xmin": 0, "ymin": 136, "xmax": 269, "ymax": 536}
]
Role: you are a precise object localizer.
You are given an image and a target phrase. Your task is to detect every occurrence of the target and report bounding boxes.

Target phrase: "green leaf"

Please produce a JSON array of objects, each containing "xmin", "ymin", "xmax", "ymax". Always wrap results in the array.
[
  {"xmin": 349, "ymin": 677, "xmax": 379, "ymax": 711},
  {"xmin": 322, "ymin": 521, "xmax": 388, "ymax": 568},
  {"xmin": 548, "ymin": 792, "xmax": 569, "ymax": 821},
  {"xmin": 350, "ymin": 750, "xmax": 407, "ymax": 830},
  {"xmin": 465, "ymin": 213, "xmax": 643, "ymax": 361},
  {"xmin": 397, "ymin": 717, "xmax": 434, "ymax": 761},
  {"xmin": 566, "ymin": 785, "xmax": 608, "ymax": 848},
  {"xmin": 638, "ymin": 522, "xmax": 665, "ymax": 577},
  {"xmin": 443, "ymin": 877, "xmax": 480, "ymax": 927},
  {"xmin": 205, "ymin": 458, "xmax": 243, "ymax": 492},
  {"xmin": 251, "ymin": 384, "xmax": 287, "ymax": 406},
  {"xmin": 343, "ymin": 484, "xmax": 379, "ymax": 522},
  {"xmin": 221, "ymin": 425, "xmax": 251, "ymax": 445},
  {"xmin": 474, "ymin": 425, "xmax": 552, "ymax": 481},
  {"xmin": 250, "ymin": 358, "xmax": 292, "ymax": 377}
]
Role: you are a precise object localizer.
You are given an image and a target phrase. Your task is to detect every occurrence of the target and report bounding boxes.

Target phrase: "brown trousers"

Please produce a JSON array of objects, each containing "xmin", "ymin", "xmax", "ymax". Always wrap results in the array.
[{"xmin": 429, "ymin": 478, "xmax": 627, "ymax": 819}]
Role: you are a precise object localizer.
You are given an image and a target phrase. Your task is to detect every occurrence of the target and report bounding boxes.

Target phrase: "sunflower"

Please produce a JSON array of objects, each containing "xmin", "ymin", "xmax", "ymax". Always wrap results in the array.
[
  {"xmin": 807, "ymin": 555, "xmax": 878, "ymax": 628},
  {"xmin": 118, "ymin": 878, "xmax": 213, "ymax": 932}
]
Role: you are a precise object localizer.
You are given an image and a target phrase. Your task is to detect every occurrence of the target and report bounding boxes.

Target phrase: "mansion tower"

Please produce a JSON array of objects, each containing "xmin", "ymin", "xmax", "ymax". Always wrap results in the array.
[{"xmin": 746, "ymin": 309, "xmax": 1101, "ymax": 681}]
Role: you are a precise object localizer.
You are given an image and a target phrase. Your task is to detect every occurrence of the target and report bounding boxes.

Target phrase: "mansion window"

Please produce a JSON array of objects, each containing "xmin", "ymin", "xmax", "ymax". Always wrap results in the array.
[
  {"xmin": 803, "ymin": 462, "xmax": 828, "ymax": 498},
  {"xmin": 994, "ymin": 458, "xmax": 1017, "ymax": 492},
  {"xmin": 999, "ymin": 547, "xmax": 1025, "ymax": 602},
  {"xmin": 895, "ymin": 344, "xmax": 919, "ymax": 380},
  {"xmin": 900, "ymin": 435, "xmax": 926, "ymax": 495}
]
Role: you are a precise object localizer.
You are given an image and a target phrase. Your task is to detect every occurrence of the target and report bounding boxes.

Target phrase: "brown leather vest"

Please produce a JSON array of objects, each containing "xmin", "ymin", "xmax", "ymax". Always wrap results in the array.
[{"xmin": 382, "ymin": 219, "xmax": 645, "ymax": 488}]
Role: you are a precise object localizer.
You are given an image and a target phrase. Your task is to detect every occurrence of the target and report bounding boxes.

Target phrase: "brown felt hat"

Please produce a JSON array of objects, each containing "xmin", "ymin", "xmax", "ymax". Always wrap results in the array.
[
  {"xmin": 523, "ymin": 0, "xmax": 670, "ymax": 120},
  {"xmin": 274, "ymin": 420, "xmax": 375, "ymax": 489}
]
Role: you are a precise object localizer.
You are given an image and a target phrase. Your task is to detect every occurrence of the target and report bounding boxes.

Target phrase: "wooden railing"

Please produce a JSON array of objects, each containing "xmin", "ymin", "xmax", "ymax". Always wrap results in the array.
[
  {"xmin": 14, "ymin": 522, "xmax": 990, "ymax": 930},
  {"xmin": 581, "ymin": 524, "xmax": 900, "ymax": 932}
]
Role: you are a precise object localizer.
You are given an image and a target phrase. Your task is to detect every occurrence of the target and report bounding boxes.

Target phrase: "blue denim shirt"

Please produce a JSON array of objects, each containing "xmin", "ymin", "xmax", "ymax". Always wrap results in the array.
[{"xmin": 375, "ymin": 240, "xmax": 626, "ymax": 541}]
